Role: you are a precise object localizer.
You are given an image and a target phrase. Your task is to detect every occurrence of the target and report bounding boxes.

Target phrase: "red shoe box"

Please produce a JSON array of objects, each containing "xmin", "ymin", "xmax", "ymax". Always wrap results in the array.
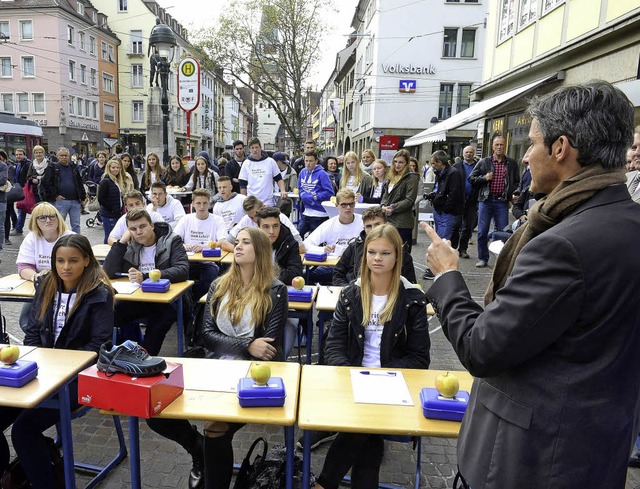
[{"xmin": 77, "ymin": 362, "xmax": 184, "ymax": 418}]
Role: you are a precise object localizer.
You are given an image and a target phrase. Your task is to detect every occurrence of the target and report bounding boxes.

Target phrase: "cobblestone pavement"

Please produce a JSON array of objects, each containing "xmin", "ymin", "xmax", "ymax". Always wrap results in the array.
[{"xmin": 1, "ymin": 213, "xmax": 639, "ymax": 488}]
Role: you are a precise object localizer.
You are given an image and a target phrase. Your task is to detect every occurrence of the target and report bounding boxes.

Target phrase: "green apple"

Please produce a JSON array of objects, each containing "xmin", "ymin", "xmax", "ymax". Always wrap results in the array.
[
  {"xmin": 435, "ymin": 372, "xmax": 459, "ymax": 398},
  {"xmin": 0, "ymin": 345, "xmax": 20, "ymax": 365},
  {"xmin": 148, "ymin": 269, "xmax": 162, "ymax": 282},
  {"xmin": 291, "ymin": 276, "xmax": 305, "ymax": 290},
  {"xmin": 250, "ymin": 362, "xmax": 271, "ymax": 386}
]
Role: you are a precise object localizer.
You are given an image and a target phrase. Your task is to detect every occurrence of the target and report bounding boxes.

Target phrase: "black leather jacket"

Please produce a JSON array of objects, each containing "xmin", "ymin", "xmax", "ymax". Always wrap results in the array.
[
  {"xmin": 201, "ymin": 280, "xmax": 288, "ymax": 361},
  {"xmin": 324, "ymin": 278, "xmax": 430, "ymax": 368},
  {"xmin": 273, "ymin": 225, "xmax": 303, "ymax": 285}
]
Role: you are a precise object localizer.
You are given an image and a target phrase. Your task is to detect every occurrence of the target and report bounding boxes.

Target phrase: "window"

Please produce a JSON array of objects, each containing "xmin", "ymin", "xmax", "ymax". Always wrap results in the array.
[
  {"xmin": 460, "ymin": 29, "xmax": 476, "ymax": 57},
  {"xmin": 80, "ymin": 64, "xmax": 86, "ymax": 84},
  {"xmin": 457, "ymin": 84, "xmax": 471, "ymax": 112},
  {"xmin": 108, "ymin": 45, "xmax": 114, "ymax": 62},
  {"xmin": 92, "ymin": 11, "xmax": 97, "ymax": 23},
  {"xmin": 443, "ymin": 29, "xmax": 457, "ymax": 58},
  {"xmin": 32, "ymin": 93, "xmax": 45, "ymax": 113},
  {"xmin": 498, "ymin": 0, "xmax": 516, "ymax": 42},
  {"xmin": 19, "ymin": 20, "xmax": 33, "ymax": 41},
  {"xmin": 103, "ymin": 103, "xmax": 115, "ymax": 123},
  {"xmin": 102, "ymin": 72, "xmax": 114, "ymax": 92},
  {"xmin": 79, "ymin": 31, "xmax": 85, "ymax": 50},
  {"xmin": 0, "ymin": 57, "xmax": 11, "ymax": 77},
  {"xmin": 69, "ymin": 60, "xmax": 76, "ymax": 81},
  {"xmin": 89, "ymin": 36, "xmax": 96, "ymax": 55},
  {"xmin": 439, "ymin": 83, "xmax": 454, "ymax": 120},
  {"xmin": 101, "ymin": 41, "xmax": 107, "ymax": 60},
  {"xmin": 130, "ymin": 30, "xmax": 143, "ymax": 54},
  {"xmin": 0, "ymin": 21, "xmax": 9, "ymax": 41},
  {"xmin": 118, "ymin": 0, "xmax": 128, "ymax": 12},
  {"xmin": 518, "ymin": 0, "xmax": 538, "ymax": 28},
  {"xmin": 542, "ymin": 0, "xmax": 563, "ymax": 14},
  {"xmin": 77, "ymin": 2, "xmax": 84, "ymax": 15},
  {"xmin": 91, "ymin": 101, "xmax": 97, "ymax": 119},
  {"xmin": 90, "ymin": 68, "xmax": 97, "ymax": 87},
  {"xmin": 67, "ymin": 25, "xmax": 74, "ymax": 45},
  {"xmin": 131, "ymin": 64, "xmax": 143, "ymax": 87},
  {"xmin": 85, "ymin": 99, "xmax": 91, "ymax": 119},
  {"xmin": 132, "ymin": 100, "xmax": 144, "ymax": 122},
  {"xmin": 77, "ymin": 97, "xmax": 84, "ymax": 117},
  {"xmin": 21, "ymin": 56, "xmax": 34, "ymax": 77},
  {"xmin": 17, "ymin": 93, "xmax": 28, "ymax": 114},
  {"xmin": 68, "ymin": 96, "xmax": 75, "ymax": 115},
  {"xmin": 1, "ymin": 94, "xmax": 13, "ymax": 112}
]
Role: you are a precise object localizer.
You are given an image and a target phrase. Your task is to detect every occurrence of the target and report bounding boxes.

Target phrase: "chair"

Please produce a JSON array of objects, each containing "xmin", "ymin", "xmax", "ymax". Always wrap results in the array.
[{"xmin": 55, "ymin": 405, "xmax": 127, "ymax": 489}]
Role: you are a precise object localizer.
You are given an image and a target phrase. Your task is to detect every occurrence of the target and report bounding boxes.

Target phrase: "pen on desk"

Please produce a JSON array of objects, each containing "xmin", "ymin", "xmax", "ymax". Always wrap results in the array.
[
  {"xmin": 360, "ymin": 370, "xmax": 396, "ymax": 377},
  {"xmin": 115, "ymin": 272, "xmax": 129, "ymax": 277},
  {"xmin": 326, "ymin": 286, "xmax": 333, "ymax": 294}
]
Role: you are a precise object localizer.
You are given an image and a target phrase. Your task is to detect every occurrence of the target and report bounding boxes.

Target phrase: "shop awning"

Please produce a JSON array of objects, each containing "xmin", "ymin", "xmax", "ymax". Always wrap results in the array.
[{"xmin": 404, "ymin": 73, "xmax": 559, "ymax": 147}]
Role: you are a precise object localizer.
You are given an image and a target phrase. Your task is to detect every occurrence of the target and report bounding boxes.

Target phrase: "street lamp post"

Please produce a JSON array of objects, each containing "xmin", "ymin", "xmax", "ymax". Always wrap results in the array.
[{"xmin": 148, "ymin": 18, "xmax": 176, "ymax": 167}]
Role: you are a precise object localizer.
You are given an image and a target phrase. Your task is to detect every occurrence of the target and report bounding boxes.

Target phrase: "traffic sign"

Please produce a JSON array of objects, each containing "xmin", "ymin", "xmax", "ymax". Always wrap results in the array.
[{"xmin": 177, "ymin": 57, "xmax": 201, "ymax": 112}]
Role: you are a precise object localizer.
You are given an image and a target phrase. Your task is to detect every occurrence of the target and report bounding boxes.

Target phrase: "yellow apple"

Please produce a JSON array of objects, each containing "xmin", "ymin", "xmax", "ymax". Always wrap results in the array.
[
  {"xmin": 435, "ymin": 372, "xmax": 460, "ymax": 398},
  {"xmin": 148, "ymin": 269, "xmax": 162, "ymax": 282},
  {"xmin": 208, "ymin": 240, "xmax": 218, "ymax": 249},
  {"xmin": 293, "ymin": 188, "xmax": 299, "ymax": 194},
  {"xmin": 250, "ymin": 362, "xmax": 271, "ymax": 386},
  {"xmin": 330, "ymin": 196, "xmax": 336, "ymax": 203},
  {"xmin": 0, "ymin": 345, "xmax": 20, "ymax": 365},
  {"xmin": 291, "ymin": 276, "xmax": 305, "ymax": 290}
]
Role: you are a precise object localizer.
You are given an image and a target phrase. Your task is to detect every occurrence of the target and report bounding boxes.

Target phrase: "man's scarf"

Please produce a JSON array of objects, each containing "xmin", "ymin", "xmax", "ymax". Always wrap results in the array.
[{"xmin": 484, "ymin": 163, "xmax": 627, "ymax": 305}]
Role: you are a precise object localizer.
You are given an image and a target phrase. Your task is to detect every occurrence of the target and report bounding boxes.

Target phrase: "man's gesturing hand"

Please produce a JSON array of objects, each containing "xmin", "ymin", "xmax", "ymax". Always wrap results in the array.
[{"xmin": 419, "ymin": 222, "xmax": 459, "ymax": 275}]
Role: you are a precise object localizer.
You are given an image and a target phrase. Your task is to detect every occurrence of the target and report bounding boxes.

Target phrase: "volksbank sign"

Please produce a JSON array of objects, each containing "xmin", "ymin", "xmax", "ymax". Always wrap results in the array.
[{"xmin": 381, "ymin": 63, "xmax": 436, "ymax": 75}]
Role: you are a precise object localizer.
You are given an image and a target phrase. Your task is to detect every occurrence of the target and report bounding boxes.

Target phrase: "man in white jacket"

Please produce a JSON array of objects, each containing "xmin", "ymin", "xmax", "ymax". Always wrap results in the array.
[{"xmin": 146, "ymin": 181, "xmax": 185, "ymax": 228}]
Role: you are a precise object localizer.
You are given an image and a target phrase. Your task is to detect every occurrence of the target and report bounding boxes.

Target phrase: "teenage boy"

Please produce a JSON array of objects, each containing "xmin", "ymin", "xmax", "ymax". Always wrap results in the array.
[
  {"xmin": 297, "ymin": 151, "xmax": 334, "ymax": 238},
  {"xmin": 212, "ymin": 176, "xmax": 246, "ymax": 232},
  {"xmin": 239, "ymin": 137, "xmax": 287, "ymax": 206},
  {"xmin": 333, "ymin": 206, "xmax": 417, "ymax": 285},
  {"xmin": 103, "ymin": 209, "xmax": 189, "ymax": 355},
  {"xmin": 108, "ymin": 190, "xmax": 164, "ymax": 245},
  {"xmin": 174, "ymin": 189, "xmax": 227, "ymax": 300},
  {"xmin": 147, "ymin": 181, "xmax": 185, "ymax": 228},
  {"xmin": 256, "ymin": 206, "xmax": 303, "ymax": 284},
  {"xmin": 226, "ymin": 140, "xmax": 244, "ymax": 193},
  {"xmin": 273, "ymin": 152, "xmax": 297, "ymax": 217}
]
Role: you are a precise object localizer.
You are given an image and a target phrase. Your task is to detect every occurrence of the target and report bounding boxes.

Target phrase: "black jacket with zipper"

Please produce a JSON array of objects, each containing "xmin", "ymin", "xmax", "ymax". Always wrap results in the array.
[{"xmin": 273, "ymin": 224, "xmax": 303, "ymax": 285}]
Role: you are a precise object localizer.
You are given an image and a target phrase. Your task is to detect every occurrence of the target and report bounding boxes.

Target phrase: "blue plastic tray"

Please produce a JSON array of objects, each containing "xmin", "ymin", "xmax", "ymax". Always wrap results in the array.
[
  {"xmin": 420, "ymin": 387, "xmax": 470, "ymax": 421},
  {"xmin": 237, "ymin": 377, "xmax": 286, "ymax": 407},
  {"xmin": 304, "ymin": 252, "xmax": 327, "ymax": 262},
  {"xmin": 0, "ymin": 359, "xmax": 38, "ymax": 387},
  {"xmin": 202, "ymin": 248, "xmax": 222, "ymax": 257},
  {"xmin": 287, "ymin": 286, "xmax": 314, "ymax": 302},
  {"xmin": 141, "ymin": 278, "xmax": 170, "ymax": 293}
]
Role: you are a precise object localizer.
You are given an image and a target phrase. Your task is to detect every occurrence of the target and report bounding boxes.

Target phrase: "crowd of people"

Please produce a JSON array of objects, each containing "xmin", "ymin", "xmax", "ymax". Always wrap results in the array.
[{"xmin": 0, "ymin": 80, "xmax": 640, "ymax": 489}]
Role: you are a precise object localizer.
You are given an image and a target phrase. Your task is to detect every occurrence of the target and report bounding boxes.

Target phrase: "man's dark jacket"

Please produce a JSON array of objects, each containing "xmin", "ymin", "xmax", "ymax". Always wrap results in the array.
[
  {"xmin": 273, "ymin": 224, "xmax": 303, "ymax": 285},
  {"xmin": 431, "ymin": 164, "xmax": 464, "ymax": 215},
  {"xmin": 39, "ymin": 161, "xmax": 87, "ymax": 203},
  {"xmin": 468, "ymin": 155, "xmax": 519, "ymax": 202}
]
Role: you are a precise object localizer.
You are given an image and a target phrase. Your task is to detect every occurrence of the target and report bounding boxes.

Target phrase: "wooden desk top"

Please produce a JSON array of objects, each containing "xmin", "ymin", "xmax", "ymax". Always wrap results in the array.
[
  {"xmin": 0, "ymin": 274, "xmax": 35, "ymax": 299},
  {"xmin": 315, "ymin": 285, "xmax": 435, "ymax": 315},
  {"xmin": 0, "ymin": 347, "xmax": 96, "ymax": 409},
  {"xmin": 94, "ymin": 244, "xmax": 229, "ymax": 265},
  {"xmin": 187, "ymin": 251, "xmax": 229, "ymax": 263},
  {"xmin": 298, "ymin": 365, "xmax": 473, "ymax": 437},
  {"xmin": 302, "ymin": 255, "xmax": 340, "ymax": 267},
  {"xmin": 110, "ymin": 278, "xmax": 193, "ymax": 304},
  {"xmin": 92, "ymin": 243, "xmax": 111, "ymax": 261},
  {"xmin": 156, "ymin": 358, "xmax": 300, "ymax": 426},
  {"xmin": 220, "ymin": 252, "xmax": 234, "ymax": 265}
]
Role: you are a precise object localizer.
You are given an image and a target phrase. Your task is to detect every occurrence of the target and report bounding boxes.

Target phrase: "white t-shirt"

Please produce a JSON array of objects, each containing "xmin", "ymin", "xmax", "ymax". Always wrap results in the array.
[
  {"xmin": 346, "ymin": 175, "xmax": 358, "ymax": 193},
  {"xmin": 239, "ymin": 157, "xmax": 281, "ymax": 206},
  {"xmin": 17, "ymin": 230, "xmax": 74, "ymax": 272},
  {"xmin": 362, "ymin": 294, "xmax": 387, "ymax": 368},
  {"xmin": 228, "ymin": 213, "xmax": 301, "ymax": 242},
  {"xmin": 174, "ymin": 213, "xmax": 227, "ymax": 246},
  {"xmin": 212, "ymin": 194, "xmax": 247, "ymax": 231},
  {"xmin": 147, "ymin": 194, "xmax": 185, "ymax": 228},
  {"xmin": 53, "ymin": 290, "xmax": 77, "ymax": 343},
  {"xmin": 139, "ymin": 244, "xmax": 157, "ymax": 273},
  {"xmin": 372, "ymin": 182, "xmax": 384, "ymax": 199},
  {"xmin": 109, "ymin": 210, "xmax": 164, "ymax": 241},
  {"xmin": 303, "ymin": 214, "xmax": 363, "ymax": 250}
]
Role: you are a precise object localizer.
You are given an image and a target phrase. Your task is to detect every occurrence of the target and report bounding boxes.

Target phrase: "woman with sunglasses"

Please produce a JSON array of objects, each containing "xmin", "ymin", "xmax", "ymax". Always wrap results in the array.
[
  {"xmin": 17, "ymin": 202, "xmax": 73, "ymax": 332},
  {"xmin": 0, "ymin": 234, "xmax": 113, "ymax": 489}
]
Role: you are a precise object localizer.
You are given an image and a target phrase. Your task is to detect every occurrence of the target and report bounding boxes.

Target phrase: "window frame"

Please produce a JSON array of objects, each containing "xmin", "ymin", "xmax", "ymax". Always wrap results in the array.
[
  {"xmin": 102, "ymin": 72, "xmax": 114, "ymax": 93},
  {"xmin": 21, "ymin": 56, "xmax": 34, "ymax": 78},
  {"xmin": 19, "ymin": 20, "xmax": 33, "ymax": 41},
  {"xmin": 68, "ymin": 96, "xmax": 75, "ymax": 116},
  {"xmin": 68, "ymin": 60, "xmax": 76, "ymax": 81},
  {"xmin": 89, "ymin": 36, "xmax": 96, "ymax": 56},
  {"xmin": 103, "ymin": 103, "xmax": 115, "ymax": 123},
  {"xmin": 17, "ymin": 92, "xmax": 29, "ymax": 114},
  {"xmin": 457, "ymin": 83, "xmax": 472, "ymax": 113},
  {"xmin": 32, "ymin": 92, "xmax": 45, "ymax": 114},
  {"xmin": 67, "ymin": 25, "xmax": 74, "ymax": 45},
  {"xmin": 438, "ymin": 83, "xmax": 454, "ymax": 120},
  {"xmin": 132, "ymin": 100, "xmax": 144, "ymax": 122},
  {"xmin": 0, "ymin": 56, "xmax": 12, "ymax": 78},
  {"xmin": 131, "ymin": 63, "xmax": 143, "ymax": 88},
  {"xmin": 0, "ymin": 21, "xmax": 10, "ymax": 41},
  {"xmin": 79, "ymin": 31, "xmax": 86, "ymax": 51},
  {"xmin": 118, "ymin": 0, "xmax": 128, "ymax": 12},
  {"xmin": 80, "ymin": 64, "xmax": 87, "ymax": 85},
  {"xmin": 90, "ymin": 68, "xmax": 97, "ymax": 88},
  {"xmin": 460, "ymin": 28, "xmax": 476, "ymax": 58},
  {"xmin": 1, "ymin": 93, "xmax": 14, "ymax": 113}
]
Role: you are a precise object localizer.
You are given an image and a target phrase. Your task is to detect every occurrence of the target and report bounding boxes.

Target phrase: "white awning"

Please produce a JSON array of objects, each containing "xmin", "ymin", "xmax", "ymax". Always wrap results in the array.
[
  {"xmin": 616, "ymin": 79, "xmax": 640, "ymax": 107},
  {"xmin": 404, "ymin": 73, "xmax": 559, "ymax": 147}
]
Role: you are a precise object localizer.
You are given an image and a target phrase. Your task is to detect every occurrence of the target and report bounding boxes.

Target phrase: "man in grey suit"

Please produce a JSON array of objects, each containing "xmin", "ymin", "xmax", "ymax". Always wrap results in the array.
[
  {"xmin": 422, "ymin": 82, "xmax": 640, "ymax": 489},
  {"xmin": 626, "ymin": 127, "xmax": 640, "ymax": 203}
]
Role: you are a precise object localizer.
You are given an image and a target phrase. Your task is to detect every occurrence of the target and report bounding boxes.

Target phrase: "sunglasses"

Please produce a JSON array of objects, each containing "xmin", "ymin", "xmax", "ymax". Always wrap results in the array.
[
  {"xmin": 339, "ymin": 202, "xmax": 356, "ymax": 208},
  {"xmin": 37, "ymin": 215, "xmax": 58, "ymax": 222}
]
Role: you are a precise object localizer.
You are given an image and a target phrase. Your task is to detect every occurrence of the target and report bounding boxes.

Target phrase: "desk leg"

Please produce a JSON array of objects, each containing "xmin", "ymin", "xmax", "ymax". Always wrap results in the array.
[
  {"xmin": 301, "ymin": 430, "xmax": 311, "ymax": 489},
  {"xmin": 129, "ymin": 417, "xmax": 141, "ymax": 489},
  {"xmin": 284, "ymin": 426, "xmax": 294, "ymax": 489},
  {"xmin": 176, "ymin": 296, "xmax": 184, "ymax": 357},
  {"xmin": 58, "ymin": 384, "xmax": 76, "ymax": 489},
  {"xmin": 306, "ymin": 308, "xmax": 313, "ymax": 365},
  {"xmin": 317, "ymin": 310, "xmax": 329, "ymax": 361}
]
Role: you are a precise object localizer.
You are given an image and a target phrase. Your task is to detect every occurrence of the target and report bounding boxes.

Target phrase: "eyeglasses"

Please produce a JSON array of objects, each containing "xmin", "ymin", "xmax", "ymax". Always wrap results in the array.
[
  {"xmin": 37, "ymin": 215, "xmax": 58, "ymax": 222},
  {"xmin": 339, "ymin": 202, "xmax": 356, "ymax": 208}
]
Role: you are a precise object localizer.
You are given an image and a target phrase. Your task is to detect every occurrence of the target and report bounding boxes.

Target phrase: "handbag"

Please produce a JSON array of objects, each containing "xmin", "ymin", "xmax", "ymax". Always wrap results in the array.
[
  {"xmin": 6, "ymin": 182, "xmax": 25, "ymax": 203},
  {"xmin": 16, "ymin": 182, "xmax": 36, "ymax": 214},
  {"xmin": 0, "ymin": 437, "xmax": 65, "ymax": 489}
]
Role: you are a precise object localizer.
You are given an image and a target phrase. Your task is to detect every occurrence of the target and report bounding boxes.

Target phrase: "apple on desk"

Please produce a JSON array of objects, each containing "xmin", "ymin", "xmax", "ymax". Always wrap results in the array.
[
  {"xmin": 291, "ymin": 276, "xmax": 305, "ymax": 291},
  {"xmin": 435, "ymin": 372, "xmax": 460, "ymax": 399},
  {"xmin": 148, "ymin": 269, "xmax": 162, "ymax": 282},
  {"xmin": 208, "ymin": 240, "xmax": 219, "ymax": 249},
  {"xmin": 250, "ymin": 362, "xmax": 271, "ymax": 386},
  {"xmin": 0, "ymin": 345, "xmax": 20, "ymax": 365}
]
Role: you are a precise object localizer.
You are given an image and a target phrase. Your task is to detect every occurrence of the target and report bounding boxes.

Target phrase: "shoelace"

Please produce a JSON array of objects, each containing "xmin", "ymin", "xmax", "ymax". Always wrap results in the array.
[{"xmin": 103, "ymin": 343, "xmax": 151, "ymax": 378}]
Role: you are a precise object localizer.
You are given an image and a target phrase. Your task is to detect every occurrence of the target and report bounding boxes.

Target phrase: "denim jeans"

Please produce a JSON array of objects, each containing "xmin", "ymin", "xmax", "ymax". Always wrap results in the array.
[
  {"xmin": 0, "ymin": 202, "xmax": 6, "ymax": 250},
  {"xmin": 433, "ymin": 210, "xmax": 460, "ymax": 241},
  {"xmin": 100, "ymin": 214, "xmax": 119, "ymax": 244},
  {"xmin": 477, "ymin": 198, "xmax": 509, "ymax": 262},
  {"xmin": 15, "ymin": 208, "xmax": 26, "ymax": 233},
  {"xmin": 297, "ymin": 214, "xmax": 327, "ymax": 239},
  {"xmin": 451, "ymin": 199, "xmax": 478, "ymax": 252},
  {"xmin": 54, "ymin": 199, "xmax": 81, "ymax": 233}
]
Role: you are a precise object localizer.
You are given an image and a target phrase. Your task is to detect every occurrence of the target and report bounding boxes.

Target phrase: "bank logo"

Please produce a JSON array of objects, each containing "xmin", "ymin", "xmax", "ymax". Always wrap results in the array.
[{"xmin": 399, "ymin": 80, "xmax": 417, "ymax": 93}]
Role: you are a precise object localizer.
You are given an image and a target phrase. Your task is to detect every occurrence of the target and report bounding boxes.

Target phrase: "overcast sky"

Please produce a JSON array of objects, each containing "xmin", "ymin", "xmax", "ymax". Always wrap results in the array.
[{"xmin": 157, "ymin": 0, "xmax": 359, "ymax": 88}]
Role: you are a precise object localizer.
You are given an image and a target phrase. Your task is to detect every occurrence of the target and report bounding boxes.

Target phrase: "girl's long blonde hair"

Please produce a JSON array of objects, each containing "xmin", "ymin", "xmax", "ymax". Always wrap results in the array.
[
  {"xmin": 143, "ymin": 152, "xmax": 164, "ymax": 189},
  {"xmin": 371, "ymin": 159, "xmax": 388, "ymax": 187},
  {"xmin": 359, "ymin": 224, "xmax": 403, "ymax": 327},
  {"xmin": 102, "ymin": 156, "xmax": 127, "ymax": 191},
  {"xmin": 210, "ymin": 227, "xmax": 275, "ymax": 326},
  {"xmin": 389, "ymin": 149, "xmax": 410, "ymax": 185},
  {"xmin": 340, "ymin": 150, "xmax": 366, "ymax": 189}
]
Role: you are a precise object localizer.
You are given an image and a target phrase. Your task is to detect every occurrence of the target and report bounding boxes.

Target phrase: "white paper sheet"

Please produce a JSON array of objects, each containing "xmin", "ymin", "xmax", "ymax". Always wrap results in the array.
[
  {"xmin": 0, "ymin": 278, "xmax": 26, "ymax": 291},
  {"xmin": 350, "ymin": 369, "xmax": 414, "ymax": 406},
  {"xmin": 185, "ymin": 362, "xmax": 250, "ymax": 393},
  {"xmin": 112, "ymin": 282, "xmax": 141, "ymax": 294}
]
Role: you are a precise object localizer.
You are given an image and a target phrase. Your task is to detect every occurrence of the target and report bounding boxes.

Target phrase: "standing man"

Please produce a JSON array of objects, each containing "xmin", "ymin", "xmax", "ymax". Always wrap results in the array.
[
  {"xmin": 422, "ymin": 82, "xmax": 640, "ymax": 489},
  {"xmin": 297, "ymin": 151, "xmax": 334, "ymax": 238},
  {"xmin": 273, "ymin": 151, "xmax": 297, "ymax": 217},
  {"xmin": 238, "ymin": 137, "xmax": 287, "ymax": 207},
  {"xmin": 468, "ymin": 134, "xmax": 519, "ymax": 267},
  {"xmin": 225, "ymin": 140, "xmax": 244, "ymax": 193},
  {"xmin": 292, "ymin": 139, "xmax": 320, "ymax": 177},
  {"xmin": 39, "ymin": 147, "xmax": 86, "ymax": 234},
  {"xmin": 11, "ymin": 148, "xmax": 31, "ymax": 236},
  {"xmin": 450, "ymin": 145, "xmax": 479, "ymax": 259}
]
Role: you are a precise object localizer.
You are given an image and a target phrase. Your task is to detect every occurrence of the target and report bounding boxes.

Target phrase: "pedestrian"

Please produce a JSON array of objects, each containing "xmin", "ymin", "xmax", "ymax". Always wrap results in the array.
[
  {"xmin": 98, "ymin": 157, "xmax": 127, "ymax": 244},
  {"xmin": 297, "ymin": 151, "xmax": 334, "ymax": 238},
  {"xmin": 238, "ymin": 137, "xmax": 287, "ymax": 207},
  {"xmin": 0, "ymin": 150, "xmax": 8, "ymax": 254},
  {"xmin": 340, "ymin": 151, "xmax": 372, "ymax": 202},
  {"xmin": 450, "ymin": 145, "xmax": 479, "ymax": 259},
  {"xmin": 11, "ymin": 148, "xmax": 31, "ymax": 236}
]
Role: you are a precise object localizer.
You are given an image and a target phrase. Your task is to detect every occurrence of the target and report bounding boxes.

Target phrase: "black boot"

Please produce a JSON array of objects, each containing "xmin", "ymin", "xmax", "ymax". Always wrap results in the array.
[{"xmin": 188, "ymin": 427, "xmax": 205, "ymax": 489}]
